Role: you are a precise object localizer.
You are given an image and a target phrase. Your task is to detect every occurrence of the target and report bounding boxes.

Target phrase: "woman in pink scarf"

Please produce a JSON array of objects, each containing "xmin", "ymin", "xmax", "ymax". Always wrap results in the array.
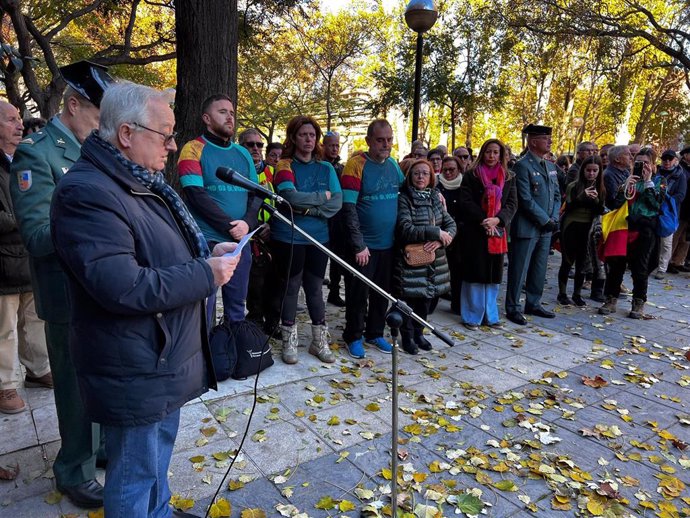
[{"xmin": 457, "ymin": 139, "xmax": 518, "ymax": 328}]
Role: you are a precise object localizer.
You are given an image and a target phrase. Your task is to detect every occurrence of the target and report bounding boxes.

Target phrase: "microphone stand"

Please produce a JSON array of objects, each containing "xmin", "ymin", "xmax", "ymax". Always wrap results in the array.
[
  {"xmin": 261, "ymin": 203, "xmax": 457, "ymax": 348},
  {"xmin": 261, "ymin": 202, "xmax": 457, "ymax": 516}
]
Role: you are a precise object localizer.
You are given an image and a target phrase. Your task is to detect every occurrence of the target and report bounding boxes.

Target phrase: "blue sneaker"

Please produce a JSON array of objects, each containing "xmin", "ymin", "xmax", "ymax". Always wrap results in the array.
[
  {"xmin": 365, "ymin": 337, "xmax": 393, "ymax": 354},
  {"xmin": 347, "ymin": 339, "xmax": 366, "ymax": 359}
]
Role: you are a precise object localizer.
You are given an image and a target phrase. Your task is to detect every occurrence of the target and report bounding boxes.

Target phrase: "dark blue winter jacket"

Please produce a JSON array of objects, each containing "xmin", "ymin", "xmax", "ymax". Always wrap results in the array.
[{"xmin": 51, "ymin": 134, "xmax": 217, "ymax": 426}]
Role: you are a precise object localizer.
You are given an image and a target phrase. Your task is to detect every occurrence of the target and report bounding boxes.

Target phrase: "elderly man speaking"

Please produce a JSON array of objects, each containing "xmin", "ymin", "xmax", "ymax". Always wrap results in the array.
[{"xmin": 51, "ymin": 82, "xmax": 239, "ymax": 518}]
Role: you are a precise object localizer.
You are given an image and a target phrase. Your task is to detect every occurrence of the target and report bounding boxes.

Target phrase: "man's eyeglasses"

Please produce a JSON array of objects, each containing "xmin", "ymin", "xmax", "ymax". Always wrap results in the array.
[
  {"xmin": 244, "ymin": 141, "xmax": 264, "ymax": 149},
  {"xmin": 130, "ymin": 122, "xmax": 176, "ymax": 146}
]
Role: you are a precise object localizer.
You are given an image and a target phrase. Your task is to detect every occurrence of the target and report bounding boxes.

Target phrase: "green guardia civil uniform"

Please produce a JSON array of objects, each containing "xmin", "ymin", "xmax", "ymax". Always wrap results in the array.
[{"xmin": 10, "ymin": 117, "xmax": 99, "ymax": 488}]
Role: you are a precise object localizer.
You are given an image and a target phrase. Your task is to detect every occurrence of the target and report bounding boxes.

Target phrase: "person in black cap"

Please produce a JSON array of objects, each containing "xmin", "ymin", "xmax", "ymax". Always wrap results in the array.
[
  {"xmin": 505, "ymin": 124, "xmax": 561, "ymax": 325},
  {"xmin": 9, "ymin": 60, "xmax": 113, "ymax": 509},
  {"xmin": 656, "ymin": 149, "xmax": 687, "ymax": 277}
]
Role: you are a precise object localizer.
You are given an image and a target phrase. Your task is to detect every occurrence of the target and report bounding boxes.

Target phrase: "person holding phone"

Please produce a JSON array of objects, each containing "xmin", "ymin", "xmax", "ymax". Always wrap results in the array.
[
  {"xmin": 599, "ymin": 147, "xmax": 663, "ymax": 318},
  {"xmin": 557, "ymin": 155, "xmax": 606, "ymax": 306}
]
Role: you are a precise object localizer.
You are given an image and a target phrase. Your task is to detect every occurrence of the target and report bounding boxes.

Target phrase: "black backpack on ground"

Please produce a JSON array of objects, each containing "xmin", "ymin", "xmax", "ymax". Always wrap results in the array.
[{"xmin": 209, "ymin": 319, "xmax": 274, "ymax": 381}]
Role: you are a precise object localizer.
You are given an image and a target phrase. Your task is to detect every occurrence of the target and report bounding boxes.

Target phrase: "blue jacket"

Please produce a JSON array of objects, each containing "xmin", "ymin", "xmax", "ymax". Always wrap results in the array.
[
  {"xmin": 510, "ymin": 151, "xmax": 560, "ymax": 239},
  {"xmin": 51, "ymin": 134, "xmax": 217, "ymax": 426}
]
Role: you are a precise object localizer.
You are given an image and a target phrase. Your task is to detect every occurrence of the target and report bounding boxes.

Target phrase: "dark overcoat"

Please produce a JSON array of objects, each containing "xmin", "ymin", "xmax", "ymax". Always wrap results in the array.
[
  {"xmin": 51, "ymin": 134, "xmax": 217, "ymax": 426},
  {"xmin": 458, "ymin": 170, "xmax": 517, "ymax": 284}
]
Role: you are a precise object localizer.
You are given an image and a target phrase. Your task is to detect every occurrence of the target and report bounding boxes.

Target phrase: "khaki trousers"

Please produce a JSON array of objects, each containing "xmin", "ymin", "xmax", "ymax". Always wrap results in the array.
[{"xmin": 0, "ymin": 291, "xmax": 50, "ymax": 390}]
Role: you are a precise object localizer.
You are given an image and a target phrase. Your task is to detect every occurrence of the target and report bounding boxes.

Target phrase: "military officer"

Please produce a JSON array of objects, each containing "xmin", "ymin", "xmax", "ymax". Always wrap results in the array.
[
  {"xmin": 10, "ymin": 61, "xmax": 113, "ymax": 508},
  {"xmin": 505, "ymin": 124, "xmax": 561, "ymax": 325}
]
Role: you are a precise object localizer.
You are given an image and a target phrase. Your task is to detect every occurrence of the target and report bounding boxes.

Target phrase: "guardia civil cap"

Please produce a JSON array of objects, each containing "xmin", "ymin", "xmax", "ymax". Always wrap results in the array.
[
  {"xmin": 59, "ymin": 60, "xmax": 114, "ymax": 108},
  {"xmin": 522, "ymin": 124, "xmax": 552, "ymax": 136}
]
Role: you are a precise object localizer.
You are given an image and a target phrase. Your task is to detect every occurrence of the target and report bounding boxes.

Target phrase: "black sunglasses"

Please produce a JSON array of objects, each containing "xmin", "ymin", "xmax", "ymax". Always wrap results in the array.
[{"xmin": 245, "ymin": 141, "xmax": 264, "ymax": 149}]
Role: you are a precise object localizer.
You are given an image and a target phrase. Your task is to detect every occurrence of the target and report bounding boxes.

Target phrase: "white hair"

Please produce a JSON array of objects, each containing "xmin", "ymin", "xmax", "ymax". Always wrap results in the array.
[{"xmin": 99, "ymin": 81, "xmax": 168, "ymax": 144}]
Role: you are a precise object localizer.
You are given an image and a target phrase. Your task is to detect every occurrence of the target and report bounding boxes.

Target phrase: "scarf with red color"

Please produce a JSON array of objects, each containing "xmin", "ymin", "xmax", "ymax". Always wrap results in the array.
[{"xmin": 477, "ymin": 163, "xmax": 507, "ymax": 254}]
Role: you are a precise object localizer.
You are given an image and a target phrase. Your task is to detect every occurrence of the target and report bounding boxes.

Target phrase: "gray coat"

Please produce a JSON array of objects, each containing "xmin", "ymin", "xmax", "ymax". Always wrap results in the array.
[
  {"xmin": 510, "ymin": 151, "xmax": 561, "ymax": 239},
  {"xmin": 393, "ymin": 184, "xmax": 457, "ymax": 299}
]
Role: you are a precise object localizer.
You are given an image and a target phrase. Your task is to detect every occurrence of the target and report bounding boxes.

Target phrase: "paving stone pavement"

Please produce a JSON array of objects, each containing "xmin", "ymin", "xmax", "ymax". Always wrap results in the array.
[{"xmin": 1, "ymin": 254, "xmax": 689, "ymax": 517}]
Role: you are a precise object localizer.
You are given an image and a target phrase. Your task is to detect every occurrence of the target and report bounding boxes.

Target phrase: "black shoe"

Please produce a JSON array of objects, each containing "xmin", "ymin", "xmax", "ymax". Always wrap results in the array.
[
  {"xmin": 57, "ymin": 480, "xmax": 104, "ymax": 509},
  {"xmin": 173, "ymin": 510, "xmax": 201, "ymax": 518},
  {"xmin": 557, "ymin": 293, "xmax": 573, "ymax": 306},
  {"xmin": 95, "ymin": 457, "xmax": 108, "ymax": 469},
  {"xmin": 590, "ymin": 292, "xmax": 606, "ymax": 303},
  {"xmin": 506, "ymin": 312, "xmax": 527, "ymax": 325},
  {"xmin": 525, "ymin": 306, "xmax": 556, "ymax": 318},
  {"xmin": 401, "ymin": 332, "xmax": 418, "ymax": 355},
  {"xmin": 327, "ymin": 293, "xmax": 346, "ymax": 307},
  {"xmin": 414, "ymin": 333, "xmax": 432, "ymax": 351},
  {"xmin": 668, "ymin": 264, "xmax": 680, "ymax": 274},
  {"xmin": 572, "ymin": 294, "xmax": 587, "ymax": 307}
]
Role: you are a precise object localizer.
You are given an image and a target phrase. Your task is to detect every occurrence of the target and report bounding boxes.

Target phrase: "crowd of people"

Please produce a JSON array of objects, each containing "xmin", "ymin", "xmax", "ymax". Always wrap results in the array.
[{"xmin": 1, "ymin": 59, "xmax": 688, "ymax": 517}]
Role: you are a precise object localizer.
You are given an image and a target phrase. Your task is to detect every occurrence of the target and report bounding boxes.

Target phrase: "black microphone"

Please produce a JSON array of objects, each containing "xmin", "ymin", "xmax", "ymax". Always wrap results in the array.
[{"xmin": 215, "ymin": 167, "xmax": 286, "ymax": 204}]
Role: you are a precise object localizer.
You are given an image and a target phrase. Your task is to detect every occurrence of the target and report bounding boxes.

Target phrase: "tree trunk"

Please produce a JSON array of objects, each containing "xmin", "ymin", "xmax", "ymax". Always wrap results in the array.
[
  {"xmin": 170, "ymin": 0, "xmax": 238, "ymax": 185},
  {"xmin": 465, "ymin": 109, "xmax": 473, "ymax": 149}
]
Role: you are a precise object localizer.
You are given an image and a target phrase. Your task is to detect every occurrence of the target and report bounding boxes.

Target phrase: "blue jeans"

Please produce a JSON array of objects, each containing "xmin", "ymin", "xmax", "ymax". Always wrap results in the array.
[
  {"xmin": 206, "ymin": 244, "xmax": 252, "ymax": 326},
  {"xmin": 103, "ymin": 410, "xmax": 180, "ymax": 518},
  {"xmin": 461, "ymin": 283, "xmax": 500, "ymax": 325}
]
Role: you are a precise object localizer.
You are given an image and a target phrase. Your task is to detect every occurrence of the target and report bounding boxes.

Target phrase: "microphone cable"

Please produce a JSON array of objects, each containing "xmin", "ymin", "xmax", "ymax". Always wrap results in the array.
[{"xmin": 204, "ymin": 203, "xmax": 295, "ymax": 517}]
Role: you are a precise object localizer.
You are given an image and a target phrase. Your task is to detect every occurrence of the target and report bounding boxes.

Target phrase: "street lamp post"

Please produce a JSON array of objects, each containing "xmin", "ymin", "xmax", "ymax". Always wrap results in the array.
[{"xmin": 405, "ymin": 0, "xmax": 438, "ymax": 143}]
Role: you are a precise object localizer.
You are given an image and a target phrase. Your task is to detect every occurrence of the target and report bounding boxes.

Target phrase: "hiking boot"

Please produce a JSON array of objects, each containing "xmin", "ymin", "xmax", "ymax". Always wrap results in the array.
[
  {"xmin": 280, "ymin": 324, "xmax": 299, "ymax": 364},
  {"xmin": 309, "ymin": 324, "xmax": 335, "ymax": 363},
  {"xmin": 628, "ymin": 298, "xmax": 645, "ymax": 319},
  {"xmin": 0, "ymin": 389, "xmax": 26, "ymax": 414},
  {"xmin": 347, "ymin": 338, "xmax": 366, "ymax": 359},
  {"xmin": 25, "ymin": 372, "xmax": 53, "ymax": 389},
  {"xmin": 557, "ymin": 293, "xmax": 574, "ymax": 306},
  {"xmin": 598, "ymin": 296, "xmax": 617, "ymax": 315}
]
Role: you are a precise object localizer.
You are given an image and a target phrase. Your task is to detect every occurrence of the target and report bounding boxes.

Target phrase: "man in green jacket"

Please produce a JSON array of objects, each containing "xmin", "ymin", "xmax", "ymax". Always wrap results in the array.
[{"xmin": 10, "ymin": 61, "xmax": 113, "ymax": 509}]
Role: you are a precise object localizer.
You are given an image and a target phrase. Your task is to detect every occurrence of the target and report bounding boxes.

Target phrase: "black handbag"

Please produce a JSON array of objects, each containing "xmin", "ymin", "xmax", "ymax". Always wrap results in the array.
[{"xmin": 209, "ymin": 319, "xmax": 274, "ymax": 381}]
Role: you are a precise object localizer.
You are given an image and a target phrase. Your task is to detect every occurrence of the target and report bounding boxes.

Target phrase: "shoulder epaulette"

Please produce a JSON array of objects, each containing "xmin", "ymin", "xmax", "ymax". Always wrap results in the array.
[{"xmin": 19, "ymin": 131, "xmax": 48, "ymax": 146}]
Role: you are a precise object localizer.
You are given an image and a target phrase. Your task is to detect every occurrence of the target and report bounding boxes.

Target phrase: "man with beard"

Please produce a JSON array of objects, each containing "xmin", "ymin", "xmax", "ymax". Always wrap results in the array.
[
  {"xmin": 505, "ymin": 124, "xmax": 561, "ymax": 325},
  {"xmin": 177, "ymin": 95, "xmax": 261, "ymax": 326}
]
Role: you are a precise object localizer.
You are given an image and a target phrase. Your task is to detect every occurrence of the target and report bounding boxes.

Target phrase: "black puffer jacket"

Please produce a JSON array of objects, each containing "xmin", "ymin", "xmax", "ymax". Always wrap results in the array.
[
  {"xmin": 0, "ymin": 154, "xmax": 31, "ymax": 294},
  {"xmin": 51, "ymin": 133, "xmax": 217, "ymax": 426},
  {"xmin": 393, "ymin": 184, "xmax": 457, "ymax": 299}
]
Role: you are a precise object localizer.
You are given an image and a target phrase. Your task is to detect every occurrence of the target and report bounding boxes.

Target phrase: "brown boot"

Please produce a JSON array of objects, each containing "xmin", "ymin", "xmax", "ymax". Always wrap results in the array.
[
  {"xmin": 598, "ymin": 296, "xmax": 617, "ymax": 315},
  {"xmin": 628, "ymin": 298, "xmax": 645, "ymax": 319},
  {"xmin": 0, "ymin": 389, "xmax": 26, "ymax": 414}
]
